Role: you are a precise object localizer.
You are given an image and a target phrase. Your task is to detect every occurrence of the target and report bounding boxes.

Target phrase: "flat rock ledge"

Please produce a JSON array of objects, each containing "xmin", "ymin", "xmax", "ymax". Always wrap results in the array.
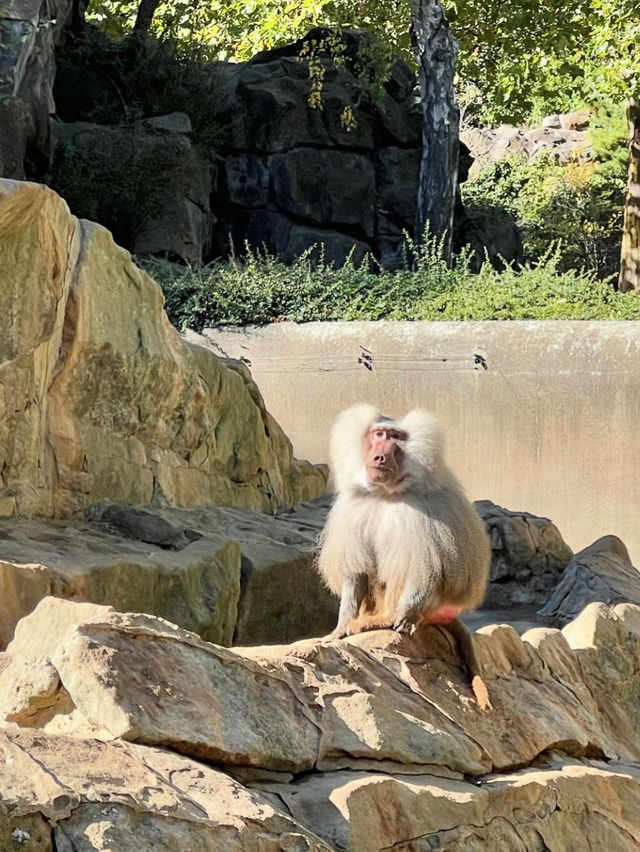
[
  {"xmin": 0, "ymin": 497, "xmax": 335, "ymax": 650},
  {"xmin": 2, "ymin": 596, "xmax": 640, "ymax": 850}
]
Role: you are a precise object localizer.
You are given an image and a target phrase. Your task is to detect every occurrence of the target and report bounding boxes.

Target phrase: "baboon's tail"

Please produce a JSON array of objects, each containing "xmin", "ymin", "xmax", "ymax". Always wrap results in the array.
[{"xmin": 445, "ymin": 618, "xmax": 492, "ymax": 712}]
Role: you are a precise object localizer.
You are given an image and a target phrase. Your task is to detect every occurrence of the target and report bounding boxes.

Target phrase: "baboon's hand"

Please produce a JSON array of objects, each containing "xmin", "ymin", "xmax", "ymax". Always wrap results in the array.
[{"xmin": 393, "ymin": 617, "xmax": 418, "ymax": 636}]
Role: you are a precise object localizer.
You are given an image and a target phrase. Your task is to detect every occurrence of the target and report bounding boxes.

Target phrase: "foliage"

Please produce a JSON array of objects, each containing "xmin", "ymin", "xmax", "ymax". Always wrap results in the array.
[
  {"xmin": 87, "ymin": 0, "xmax": 410, "ymax": 64},
  {"xmin": 462, "ymin": 144, "xmax": 627, "ymax": 279},
  {"xmin": 450, "ymin": 0, "xmax": 639, "ymax": 124},
  {"xmin": 141, "ymin": 241, "xmax": 640, "ymax": 331},
  {"xmin": 86, "ymin": 0, "xmax": 640, "ymax": 127},
  {"xmin": 55, "ymin": 24, "xmax": 225, "ymax": 149}
]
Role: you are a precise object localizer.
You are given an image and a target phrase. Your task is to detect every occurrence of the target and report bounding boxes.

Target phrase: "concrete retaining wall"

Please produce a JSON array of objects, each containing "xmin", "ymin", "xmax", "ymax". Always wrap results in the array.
[{"xmin": 194, "ymin": 321, "xmax": 640, "ymax": 565}]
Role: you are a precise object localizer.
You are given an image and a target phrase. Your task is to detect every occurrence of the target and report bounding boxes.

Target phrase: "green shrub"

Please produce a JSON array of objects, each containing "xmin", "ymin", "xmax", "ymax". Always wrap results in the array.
[
  {"xmin": 55, "ymin": 25, "xmax": 225, "ymax": 151},
  {"xmin": 461, "ymin": 111, "xmax": 628, "ymax": 281},
  {"xmin": 142, "ymin": 241, "xmax": 640, "ymax": 330},
  {"xmin": 50, "ymin": 126, "xmax": 197, "ymax": 252}
]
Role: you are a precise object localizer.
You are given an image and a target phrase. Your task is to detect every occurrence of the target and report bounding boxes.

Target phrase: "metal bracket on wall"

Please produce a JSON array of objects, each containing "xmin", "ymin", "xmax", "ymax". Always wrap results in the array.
[{"xmin": 357, "ymin": 345, "xmax": 489, "ymax": 372}]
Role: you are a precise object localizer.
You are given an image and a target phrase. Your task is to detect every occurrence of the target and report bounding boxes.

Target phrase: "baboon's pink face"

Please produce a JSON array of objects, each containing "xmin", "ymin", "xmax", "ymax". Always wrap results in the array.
[{"xmin": 363, "ymin": 425, "xmax": 407, "ymax": 487}]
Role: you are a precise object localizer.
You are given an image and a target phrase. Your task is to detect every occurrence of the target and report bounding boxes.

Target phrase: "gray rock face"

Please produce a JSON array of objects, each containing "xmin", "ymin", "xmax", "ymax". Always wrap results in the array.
[
  {"xmin": 138, "ymin": 111, "xmax": 193, "ymax": 134},
  {"xmin": 270, "ymin": 149, "xmax": 376, "ymax": 237},
  {"xmin": 476, "ymin": 501, "xmax": 574, "ymax": 608},
  {"xmin": 0, "ymin": 10, "xmax": 504, "ymax": 270},
  {"xmin": 211, "ymin": 29, "xmax": 423, "ymax": 267},
  {"xmin": 539, "ymin": 535, "xmax": 640, "ymax": 623},
  {"xmin": 0, "ymin": 0, "xmax": 80, "ymax": 179}
]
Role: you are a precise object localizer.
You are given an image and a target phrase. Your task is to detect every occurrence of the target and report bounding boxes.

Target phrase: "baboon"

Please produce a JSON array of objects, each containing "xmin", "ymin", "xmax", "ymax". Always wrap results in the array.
[{"xmin": 317, "ymin": 403, "xmax": 492, "ymax": 709}]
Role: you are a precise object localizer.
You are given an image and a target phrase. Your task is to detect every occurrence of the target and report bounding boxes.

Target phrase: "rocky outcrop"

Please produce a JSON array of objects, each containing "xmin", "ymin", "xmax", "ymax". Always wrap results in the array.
[
  {"xmin": 452, "ymin": 205, "xmax": 524, "ymax": 272},
  {"xmin": 461, "ymin": 113, "xmax": 593, "ymax": 177},
  {"xmin": 3, "ymin": 596, "xmax": 640, "ymax": 849},
  {"xmin": 209, "ymin": 29, "xmax": 423, "ymax": 269},
  {"xmin": 0, "ymin": 0, "xmax": 82, "ymax": 180},
  {"xmin": 1, "ymin": 7, "xmax": 516, "ymax": 271},
  {"xmin": 0, "ymin": 495, "xmax": 581, "ymax": 652},
  {"xmin": 49, "ymin": 119, "xmax": 213, "ymax": 263},
  {"xmin": 539, "ymin": 535, "xmax": 640, "ymax": 623},
  {"xmin": 0, "ymin": 179, "xmax": 326, "ymax": 518}
]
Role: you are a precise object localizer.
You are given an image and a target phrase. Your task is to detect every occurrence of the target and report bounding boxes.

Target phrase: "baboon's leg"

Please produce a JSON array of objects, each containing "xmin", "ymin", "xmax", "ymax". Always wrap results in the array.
[{"xmin": 327, "ymin": 573, "xmax": 369, "ymax": 639}]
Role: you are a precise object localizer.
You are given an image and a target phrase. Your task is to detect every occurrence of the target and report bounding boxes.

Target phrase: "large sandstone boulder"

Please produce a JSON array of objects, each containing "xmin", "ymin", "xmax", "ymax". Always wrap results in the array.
[
  {"xmin": 0, "ymin": 179, "xmax": 326, "ymax": 518},
  {"xmin": 0, "ymin": 515, "xmax": 241, "ymax": 649},
  {"xmin": 3, "ymin": 596, "xmax": 640, "ymax": 848},
  {"xmin": 264, "ymin": 761, "xmax": 640, "ymax": 851}
]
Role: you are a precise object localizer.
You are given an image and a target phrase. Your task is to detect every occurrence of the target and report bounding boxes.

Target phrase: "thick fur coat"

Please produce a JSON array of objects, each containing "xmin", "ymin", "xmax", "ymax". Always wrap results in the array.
[{"xmin": 317, "ymin": 403, "xmax": 490, "ymax": 618}]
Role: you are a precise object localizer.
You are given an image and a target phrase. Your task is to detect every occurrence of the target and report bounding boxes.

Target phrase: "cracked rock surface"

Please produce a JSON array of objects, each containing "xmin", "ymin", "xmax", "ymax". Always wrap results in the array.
[{"xmin": 3, "ymin": 596, "xmax": 640, "ymax": 849}]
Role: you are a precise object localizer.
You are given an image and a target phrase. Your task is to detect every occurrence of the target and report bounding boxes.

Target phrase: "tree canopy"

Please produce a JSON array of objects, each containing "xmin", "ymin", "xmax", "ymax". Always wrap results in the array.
[{"xmin": 87, "ymin": 0, "xmax": 639, "ymax": 125}]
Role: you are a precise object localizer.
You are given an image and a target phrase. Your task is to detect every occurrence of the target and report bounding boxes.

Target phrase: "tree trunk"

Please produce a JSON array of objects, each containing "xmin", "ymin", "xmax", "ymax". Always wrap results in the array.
[
  {"xmin": 411, "ymin": 0, "xmax": 459, "ymax": 264},
  {"xmin": 618, "ymin": 97, "xmax": 640, "ymax": 291},
  {"xmin": 133, "ymin": 0, "xmax": 161, "ymax": 34}
]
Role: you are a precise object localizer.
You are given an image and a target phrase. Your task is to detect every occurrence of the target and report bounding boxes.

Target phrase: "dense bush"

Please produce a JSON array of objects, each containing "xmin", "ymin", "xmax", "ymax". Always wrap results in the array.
[
  {"xmin": 55, "ymin": 25, "xmax": 225, "ymax": 150},
  {"xmin": 142, "ymin": 242, "xmax": 640, "ymax": 331},
  {"xmin": 462, "ymin": 140, "xmax": 626, "ymax": 280},
  {"xmin": 50, "ymin": 126, "xmax": 197, "ymax": 252}
]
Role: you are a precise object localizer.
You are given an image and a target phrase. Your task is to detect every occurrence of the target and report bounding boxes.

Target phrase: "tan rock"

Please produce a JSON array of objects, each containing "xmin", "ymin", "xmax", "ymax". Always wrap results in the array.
[
  {"xmin": 258, "ymin": 760, "xmax": 640, "ymax": 852},
  {"xmin": 0, "ymin": 517, "xmax": 241, "ymax": 648},
  {"xmin": 0, "ymin": 180, "xmax": 326, "ymax": 519},
  {"xmin": 0, "ymin": 729, "xmax": 331, "ymax": 851},
  {"xmin": 53, "ymin": 621, "xmax": 319, "ymax": 771},
  {"xmin": 0, "ymin": 498, "xmax": 336, "ymax": 650},
  {"xmin": 5, "ymin": 730, "xmax": 640, "ymax": 851},
  {"xmin": 240, "ymin": 622, "xmax": 629, "ymax": 775},
  {"xmin": 558, "ymin": 109, "xmax": 591, "ymax": 130},
  {"xmin": 461, "ymin": 120, "xmax": 593, "ymax": 176},
  {"xmin": 0, "ymin": 598, "xmax": 319, "ymax": 771},
  {"xmin": 6, "ymin": 596, "xmax": 640, "ymax": 786},
  {"xmin": 562, "ymin": 602, "xmax": 640, "ymax": 757},
  {"xmin": 0, "ymin": 597, "xmax": 187, "ymax": 727}
]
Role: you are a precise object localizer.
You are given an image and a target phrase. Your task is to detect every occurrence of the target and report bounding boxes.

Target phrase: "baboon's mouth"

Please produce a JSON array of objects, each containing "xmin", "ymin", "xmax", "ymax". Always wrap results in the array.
[{"xmin": 367, "ymin": 466, "xmax": 392, "ymax": 480}]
